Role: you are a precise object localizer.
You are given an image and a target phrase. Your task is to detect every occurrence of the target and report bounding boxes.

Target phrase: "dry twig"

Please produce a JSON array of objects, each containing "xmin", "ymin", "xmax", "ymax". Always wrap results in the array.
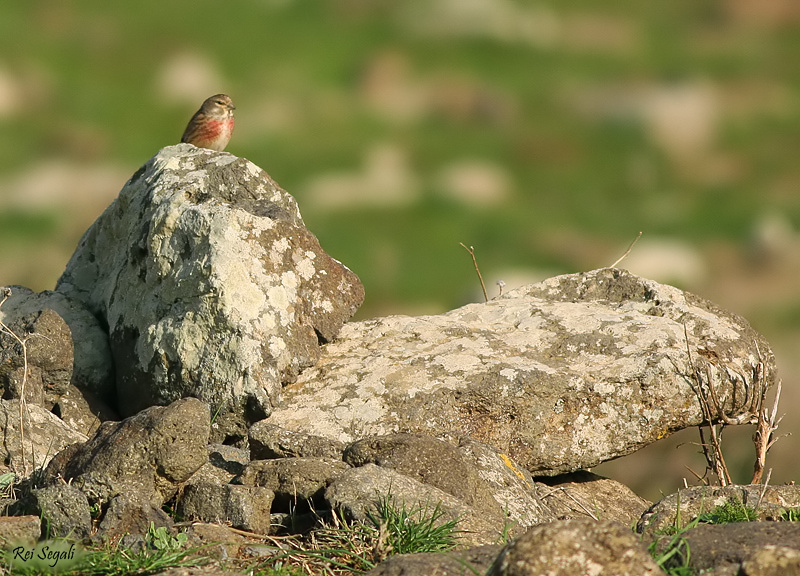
[
  {"xmin": 0, "ymin": 288, "xmax": 32, "ymax": 477},
  {"xmin": 459, "ymin": 243, "xmax": 488, "ymax": 302},
  {"xmin": 752, "ymin": 381, "xmax": 784, "ymax": 484},
  {"xmin": 609, "ymin": 231, "xmax": 643, "ymax": 268}
]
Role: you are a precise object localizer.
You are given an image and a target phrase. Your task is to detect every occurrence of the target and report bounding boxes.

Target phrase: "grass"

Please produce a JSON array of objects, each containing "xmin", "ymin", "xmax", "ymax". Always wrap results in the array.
[
  {"xmin": 241, "ymin": 494, "xmax": 460, "ymax": 576},
  {"xmin": 1, "ymin": 523, "xmax": 210, "ymax": 576},
  {"xmin": 1, "ymin": 497, "xmax": 460, "ymax": 576},
  {"xmin": 647, "ymin": 495, "xmax": 800, "ymax": 575}
]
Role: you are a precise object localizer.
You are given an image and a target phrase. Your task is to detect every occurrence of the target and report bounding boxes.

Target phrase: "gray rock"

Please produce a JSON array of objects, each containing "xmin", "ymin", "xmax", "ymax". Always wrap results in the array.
[
  {"xmin": 0, "ymin": 286, "xmax": 114, "ymax": 406},
  {"xmin": 0, "ymin": 399, "xmax": 88, "ymax": 474},
  {"xmin": 177, "ymin": 482, "xmax": 274, "ymax": 534},
  {"xmin": 43, "ymin": 397, "xmax": 209, "ymax": 507},
  {"xmin": 93, "ymin": 493, "xmax": 173, "ymax": 546},
  {"xmin": 249, "ymin": 420, "xmax": 344, "ymax": 460},
  {"xmin": 658, "ymin": 522, "xmax": 800, "ymax": 575},
  {"xmin": 637, "ymin": 485, "xmax": 800, "ymax": 537},
  {"xmin": 208, "ymin": 444, "xmax": 250, "ymax": 476},
  {"xmin": 266, "ymin": 268, "xmax": 774, "ymax": 475},
  {"xmin": 365, "ymin": 545, "xmax": 503, "ymax": 576},
  {"xmin": 740, "ymin": 546, "xmax": 800, "ymax": 576},
  {"xmin": 344, "ymin": 434, "xmax": 503, "ymax": 517},
  {"xmin": 184, "ymin": 522, "xmax": 247, "ymax": 562},
  {"xmin": 237, "ymin": 457, "xmax": 350, "ymax": 512},
  {"xmin": 56, "ymin": 144, "xmax": 364, "ymax": 420},
  {"xmin": 52, "ymin": 384, "xmax": 117, "ymax": 437},
  {"xmin": 487, "ymin": 518, "xmax": 661, "ymax": 576},
  {"xmin": 186, "ymin": 444, "xmax": 250, "ymax": 487},
  {"xmin": 454, "ymin": 437, "xmax": 554, "ymax": 530},
  {"xmin": 540, "ymin": 470, "xmax": 651, "ymax": 526},
  {"xmin": 325, "ymin": 463, "xmax": 505, "ymax": 547},
  {"xmin": 0, "ymin": 515, "xmax": 41, "ymax": 547},
  {"xmin": 22, "ymin": 484, "xmax": 91, "ymax": 539}
]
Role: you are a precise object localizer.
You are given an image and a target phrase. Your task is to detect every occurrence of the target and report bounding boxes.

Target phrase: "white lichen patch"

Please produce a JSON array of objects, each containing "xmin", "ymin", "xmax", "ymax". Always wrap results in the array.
[
  {"xmin": 295, "ymin": 253, "xmax": 317, "ymax": 280},
  {"xmin": 500, "ymin": 368, "xmax": 517, "ymax": 381},
  {"xmin": 432, "ymin": 352, "xmax": 483, "ymax": 373}
]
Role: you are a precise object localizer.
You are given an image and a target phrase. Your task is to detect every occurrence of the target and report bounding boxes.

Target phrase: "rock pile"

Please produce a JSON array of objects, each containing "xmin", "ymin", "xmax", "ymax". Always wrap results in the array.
[{"xmin": 0, "ymin": 145, "xmax": 793, "ymax": 575}]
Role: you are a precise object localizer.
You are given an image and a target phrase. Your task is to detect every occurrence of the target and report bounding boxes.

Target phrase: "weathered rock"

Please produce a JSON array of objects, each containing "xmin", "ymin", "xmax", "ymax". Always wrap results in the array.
[
  {"xmin": 93, "ymin": 493, "xmax": 173, "ymax": 546},
  {"xmin": 17, "ymin": 483, "xmax": 92, "ymax": 539},
  {"xmin": 184, "ymin": 522, "xmax": 247, "ymax": 561},
  {"xmin": 740, "ymin": 545, "xmax": 800, "ymax": 576},
  {"xmin": 53, "ymin": 384, "xmax": 117, "ymax": 437},
  {"xmin": 344, "ymin": 434, "xmax": 503, "ymax": 517},
  {"xmin": 365, "ymin": 545, "xmax": 503, "ymax": 576},
  {"xmin": 486, "ymin": 518, "xmax": 661, "ymax": 576},
  {"xmin": 208, "ymin": 444, "xmax": 250, "ymax": 476},
  {"xmin": 237, "ymin": 457, "xmax": 350, "ymax": 512},
  {"xmin": 325, "ymin": 463, "xmax": 505, "ymax": 547},
  {"xmin": 55, "ymin": 144, "xmax": 364, "ymax": 420},
  {"xmin": 454, "ymin": 437, "xmax": 554, "ymax": 530},
  {"xmin": 0, "ymin": 399, "xmax": 88, "ymax": 474},
  {"xmin": 187, "ymin": 445, "xmax": 250, "ymax": 487},
  {"xmin": 177, "ymin": 482, "xmax": 274, "ymax": 534},
  {"xmin": 249, "ymin": 420, "xmax": 344, "ymax": 460},
  {"xmin": 637, "ymin": 485, "xmax": 800, "ymax": 537},
  {"xmin": 540, "ymin": 471, "xmax": 651, "ymax": 526},
  {"xmin": 0, "ymin": 286, "xmax": 114, "ymax": 405},
  {"xmin": 658, "ymin": 522, "xmax": 800, "ymax": 575},
  {"xmin": 267, "ymin": 268, "xmax": 775, "ymax": 475},
  {"xmin": 43, "ymin": 397, "xmax": 209, "ymax": 507},
  {"xmin": 0, "ymin": 515, "xmax": 41, "ymax": 547}
]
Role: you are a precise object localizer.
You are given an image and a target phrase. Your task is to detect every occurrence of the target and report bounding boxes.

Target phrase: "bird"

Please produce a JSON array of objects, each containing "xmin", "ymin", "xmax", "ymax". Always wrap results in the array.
[{"xmin": 180, "ymin": 94, "xmax": 236, "ymax": 151}]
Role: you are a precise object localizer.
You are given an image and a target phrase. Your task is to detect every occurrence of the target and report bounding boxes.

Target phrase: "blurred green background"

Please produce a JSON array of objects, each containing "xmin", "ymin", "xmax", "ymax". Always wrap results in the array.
[{"xmin": 1, "ymin": 0, "xmax": 799, "ymax": 500}]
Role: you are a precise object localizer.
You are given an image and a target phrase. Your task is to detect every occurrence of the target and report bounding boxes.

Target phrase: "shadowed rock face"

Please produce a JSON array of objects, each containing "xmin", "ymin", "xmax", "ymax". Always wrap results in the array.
[
  {"xmin": 267, "ymin": 267, "xmax": 775, "ymax": 475},
  {"xmin": 55, "ymin": 144, "xmax": 364, "ymax": 422}
]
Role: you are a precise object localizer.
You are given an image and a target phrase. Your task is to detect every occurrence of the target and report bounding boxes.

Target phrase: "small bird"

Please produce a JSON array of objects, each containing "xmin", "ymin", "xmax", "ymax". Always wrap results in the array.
[{"xmin": 180, "ymin": 94, "xmax": 236, "ymax": 151}]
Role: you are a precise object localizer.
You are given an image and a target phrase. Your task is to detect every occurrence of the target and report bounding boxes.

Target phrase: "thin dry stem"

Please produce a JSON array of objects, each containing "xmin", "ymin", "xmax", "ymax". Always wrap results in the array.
[
  {"xmin": 609, "ymin": 231, "xmax": 643, "ymax": 268},
  {"xmin": 752, "ymin": 381, "xmax": 783, "ymax": 484},
  {"xmin": 0, "ymin": 288, "xmax": 31, "ymax": 477},
  {"xmin": 459, "ymin": 243, "xmax": 488, "ymax": 302}
]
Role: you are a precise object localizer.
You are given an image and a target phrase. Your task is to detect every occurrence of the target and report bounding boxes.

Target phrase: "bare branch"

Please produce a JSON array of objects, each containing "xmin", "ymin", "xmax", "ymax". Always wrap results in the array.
[
  {"xmin": 609, "ymin": 231, "xmax": 643, "ymax": 268},
  {"xmin": 459, "ymin": 243, "xmax": 488, "ymax": 302}
]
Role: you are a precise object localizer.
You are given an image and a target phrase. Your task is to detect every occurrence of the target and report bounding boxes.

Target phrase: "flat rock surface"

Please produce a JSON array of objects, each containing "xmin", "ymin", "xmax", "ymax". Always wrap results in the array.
[{"xmin": 267, "ymin": 268, "xmax": 775, "ymax": 474}]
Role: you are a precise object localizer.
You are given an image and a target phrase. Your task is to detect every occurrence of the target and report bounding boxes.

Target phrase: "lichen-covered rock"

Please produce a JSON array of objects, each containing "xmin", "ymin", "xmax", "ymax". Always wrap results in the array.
[
  {"xmin": 657, "ymin": 523, "xmax": 800, "ymax": 575},
  {"xmin": 740, "ymin": 546, "xmax": 800, "ymax": 576},
  {"xmin": 637, "ymin": 485, "xmax": 800, "ymax": 537},
  {"xmin": 344, "ymin": 434, "xmax": 503, "ymax": 517},
  {"xmin": 325, "ymin": 463, "xmax": 505, "ymax": 547},
  {"xmin": 267, "ymin": 268, "xmax": 775, "ymax": 475},
  {"xmin": 454, "ymin": 438, "xmax": 554, "ymax": 529},
  {"xmin": 55, "ymin": 144, "xmax": 364, "ymax": 420},
  {"xmin": 541, "ymin": 471, "xmax": 651, "ymax": 527},
  {"xmin": 249, "ymin": 420, "xmax": 345, "ymax": 460},
  {"xmin": 487, "ymin": 518, "xmax": 661, "ymax": 576},
  {"xmin": 0, "ymin": 399, "xmax": 88, "ymax": 474}
]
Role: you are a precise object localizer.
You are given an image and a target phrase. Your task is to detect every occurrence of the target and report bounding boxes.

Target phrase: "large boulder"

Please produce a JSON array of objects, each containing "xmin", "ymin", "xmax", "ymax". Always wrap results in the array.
[
  {"xmin": 266, "ymin": 267, "xmax": 775, "ymax": 475},
  {"xmin": 55, "ymin": 144, "xmax": 364, "ymax": 420}
]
